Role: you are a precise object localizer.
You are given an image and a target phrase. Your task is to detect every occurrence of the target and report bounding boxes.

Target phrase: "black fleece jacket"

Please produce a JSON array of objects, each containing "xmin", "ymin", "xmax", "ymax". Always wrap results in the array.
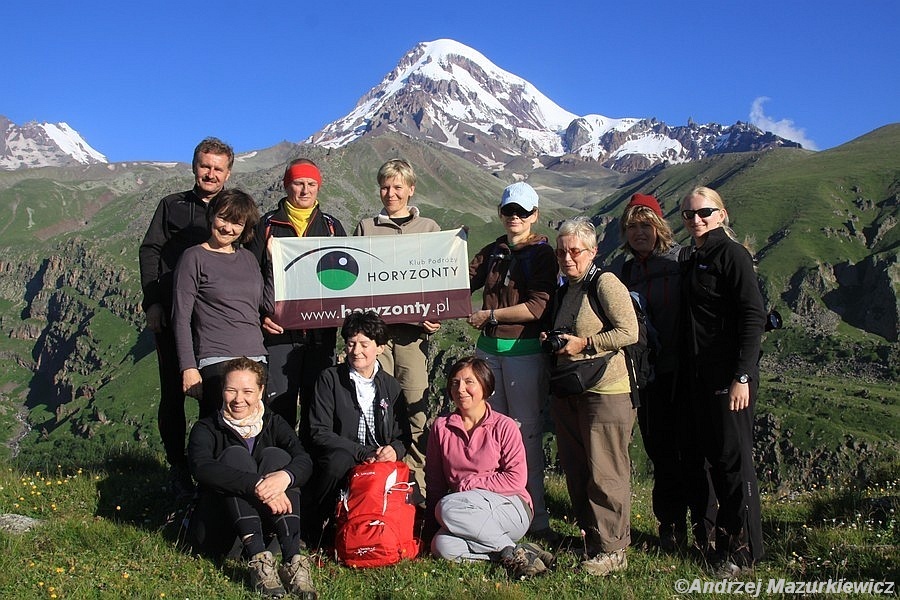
[
  {"xmin": 188, "ymin": 410, "xmax": 313, "ymax": 497},
  {"xmin": 681, "ymin": 227, "xmax": 766, "ymax": 380},
  {"xmin": 308, "ymin": 363, "xmax": 411, "ymax": 463},
  {"xmin": 138, "ymin": 189, "xmax": 210, "ymax": 311}
]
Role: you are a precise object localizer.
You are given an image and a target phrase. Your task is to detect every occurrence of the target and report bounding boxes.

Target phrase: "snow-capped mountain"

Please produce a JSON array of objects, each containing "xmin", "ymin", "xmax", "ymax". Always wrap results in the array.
[
  {"xmin": 1, "ymin": 116, "xmax": 107, "ymax": 170},
  {"xmin": 309, "ymin": 39, "xmax": 801, "ymax": 172}
]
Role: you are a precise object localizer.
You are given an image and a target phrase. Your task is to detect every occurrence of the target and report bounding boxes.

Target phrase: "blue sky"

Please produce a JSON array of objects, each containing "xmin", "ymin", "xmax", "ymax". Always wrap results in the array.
[{"xmin": 6, "ymin": 0, "xmax": 898, "ymax": 162}]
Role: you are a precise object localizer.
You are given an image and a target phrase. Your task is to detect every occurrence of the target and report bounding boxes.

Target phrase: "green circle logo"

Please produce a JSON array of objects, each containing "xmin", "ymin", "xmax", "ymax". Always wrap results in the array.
[{"xmin": 316, "ymin": 251, "xmax": 359, "ymax": 290}]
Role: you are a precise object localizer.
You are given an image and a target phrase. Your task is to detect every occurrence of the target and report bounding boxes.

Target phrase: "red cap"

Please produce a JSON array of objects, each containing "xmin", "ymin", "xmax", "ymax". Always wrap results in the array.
[{"xmin": 627, "ymin": 193, "xmax": 663, "ymax": 218}]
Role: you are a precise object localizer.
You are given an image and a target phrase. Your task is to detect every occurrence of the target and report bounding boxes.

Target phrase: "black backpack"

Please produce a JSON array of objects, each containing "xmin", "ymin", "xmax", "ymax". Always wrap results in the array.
[{"xmin": 563, "ymin": 263, "xmax": 659, "ymax": 408}]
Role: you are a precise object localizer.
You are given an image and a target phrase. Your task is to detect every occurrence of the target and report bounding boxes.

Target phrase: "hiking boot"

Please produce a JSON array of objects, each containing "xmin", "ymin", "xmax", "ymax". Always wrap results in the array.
[
  {"xmin": 581, "ymin": 548, "xmax": 627, "ymax": 576},
  {"xmin": 711, "ymin": 557, "xmax": 743, "ymax": 579},
  {"xmin": 279, "ymin": 554, "xmax": 317, "ymax": 599},
  {"xmin": 658, "ymin": 524, "xmax": 687, "ymax": 553},
  {"xmin": 248, "ymin": 551, "xmax": 285, "ymax": 598},
  {"xmin": 499, "ymin": 544, "xmax": 548, "ymax": 580},
  {"xmin": 517, "ymin": 542, "xmax": 556, "ymax": 569}
]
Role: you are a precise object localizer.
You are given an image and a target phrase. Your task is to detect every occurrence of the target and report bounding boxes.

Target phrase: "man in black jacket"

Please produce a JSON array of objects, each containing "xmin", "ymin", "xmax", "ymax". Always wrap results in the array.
[
  {"xmin": 246, "ymin": 158, "xmax": 347, "ymax": 435},
  {"xmin": 139, "ymin": 137, "xmax": 234, "ymax": 497}
]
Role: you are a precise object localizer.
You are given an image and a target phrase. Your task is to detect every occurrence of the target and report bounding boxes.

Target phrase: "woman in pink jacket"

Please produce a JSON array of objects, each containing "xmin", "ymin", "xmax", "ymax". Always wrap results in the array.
[{"xmin": 425, "ymin": 357, "xmax": 554, "ymax": 580}]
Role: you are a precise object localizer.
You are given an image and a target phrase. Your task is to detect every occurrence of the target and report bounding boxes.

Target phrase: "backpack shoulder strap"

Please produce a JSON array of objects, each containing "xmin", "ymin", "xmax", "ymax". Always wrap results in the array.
[
  {"xmin": 322, "ymin": 214, "xmax": 337, "ymax": 236},
  {"xmin": 581, "ymin": 263, "xmax": 608, "ymax": 324}
]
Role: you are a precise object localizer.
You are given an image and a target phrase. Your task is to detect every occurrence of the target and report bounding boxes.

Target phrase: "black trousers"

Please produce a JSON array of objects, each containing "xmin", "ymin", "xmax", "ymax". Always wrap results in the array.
[
  {"xmin": 265, "ymin": 333, "xmax": 336, "ymax": 432},
  {"xmin": 154, "ymin": 326, "xmax": 190, "ymax": 469},
  {"xmin": 219, "ymin": 445, "xmax": 303, "ymax": 560},
  {"xmin": 301, "ymin": 448, "xmax": 357, "ymax": 544},
  {"xmin": 637, "ymin": 371, "xmax": 717, "ymax": 544},
  {"xmin": 688, "ymin": 370, "xmax": 764, "ymax": 566}
]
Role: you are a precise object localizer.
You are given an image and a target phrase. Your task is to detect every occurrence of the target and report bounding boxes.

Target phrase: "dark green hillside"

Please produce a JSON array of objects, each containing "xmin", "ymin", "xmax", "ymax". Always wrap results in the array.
[
  {"xmin": 591, "ymin": 124, "xmax": 900, "ymax": 342},
  {"xmin": 0, "ymin": 134, "xmax": 574, "ymax": 467},
  {"xmin": 0, "ymin": 129, "xmax": 896, "ymax": 489}
]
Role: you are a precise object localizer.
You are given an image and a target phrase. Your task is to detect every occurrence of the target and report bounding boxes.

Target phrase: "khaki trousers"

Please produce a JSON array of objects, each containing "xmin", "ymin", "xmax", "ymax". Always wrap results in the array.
[
  {"xmin": 378, "ymin": 323, "xmax": 430, "ymax": 496},
  {"xmin": 551, "ymin": 391, "xmax": 635, "ymax": 553}
]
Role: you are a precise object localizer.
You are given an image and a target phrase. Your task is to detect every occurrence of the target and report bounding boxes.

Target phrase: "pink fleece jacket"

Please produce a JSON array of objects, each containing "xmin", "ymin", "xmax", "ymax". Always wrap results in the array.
[{"xmin": 425, "ymin": 404, "xmax": 532, "ymax": 515}]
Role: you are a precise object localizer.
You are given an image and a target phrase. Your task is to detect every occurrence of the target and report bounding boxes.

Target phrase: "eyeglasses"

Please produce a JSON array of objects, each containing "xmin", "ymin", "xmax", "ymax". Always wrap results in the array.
[
  {"xmin": 555, "ymin": 248, "xmax": 591, "ymax": 259},
  {"xmin": 681, "ymin": 207, "xmax": 721, "ymax": 220},
  {"xmin": 500, "ymin": 204, "xmax": 536, "ymax": 219}
]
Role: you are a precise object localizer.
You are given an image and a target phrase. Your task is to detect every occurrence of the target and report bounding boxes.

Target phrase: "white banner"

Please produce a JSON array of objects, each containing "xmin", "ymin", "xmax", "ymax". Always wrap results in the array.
[{"xmin": 270, "ymin": 228, "xmax": 471, "ymax": 329}]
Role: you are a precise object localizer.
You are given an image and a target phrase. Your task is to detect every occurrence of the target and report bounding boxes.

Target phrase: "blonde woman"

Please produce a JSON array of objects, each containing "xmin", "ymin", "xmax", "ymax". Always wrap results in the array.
[{"xmin": 679, "ymin": 186, "xmax": 766, "ymax": 577}]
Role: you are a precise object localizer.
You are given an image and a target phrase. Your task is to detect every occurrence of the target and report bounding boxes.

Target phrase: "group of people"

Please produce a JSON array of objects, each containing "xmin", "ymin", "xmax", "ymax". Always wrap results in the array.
[{"xmin": 139, "ymin": 136, "xmax": 766, "ymax": 597}]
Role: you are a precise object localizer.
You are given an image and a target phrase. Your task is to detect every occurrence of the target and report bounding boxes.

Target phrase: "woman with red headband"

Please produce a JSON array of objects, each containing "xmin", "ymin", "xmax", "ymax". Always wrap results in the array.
[
  {"xmin": 247, "ymin": 158, "xmax": 347, "ymax": 440},
  {"xmin": 614, "ymin": 193, "xmax": 716, "ymax": 555}
]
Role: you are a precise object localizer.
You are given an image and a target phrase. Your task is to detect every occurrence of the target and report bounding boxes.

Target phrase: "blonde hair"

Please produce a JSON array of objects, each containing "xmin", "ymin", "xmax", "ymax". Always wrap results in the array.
[
  {"xmin": 619, "ymin": 205, "xmax": 675, "ymax": 255},
  {"xmin": 681, "ymin": 186, "xmax": 737, "ymax": 241},
  {"xmin": 377, "ymin": 158, "xmax": 416, "ymax": 187}
]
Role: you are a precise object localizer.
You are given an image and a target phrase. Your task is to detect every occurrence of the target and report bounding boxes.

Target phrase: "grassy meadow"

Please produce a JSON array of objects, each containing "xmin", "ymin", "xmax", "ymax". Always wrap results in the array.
[{"xmin": 0, "ymin": 440, "xmax": 896, "ymax": 599}]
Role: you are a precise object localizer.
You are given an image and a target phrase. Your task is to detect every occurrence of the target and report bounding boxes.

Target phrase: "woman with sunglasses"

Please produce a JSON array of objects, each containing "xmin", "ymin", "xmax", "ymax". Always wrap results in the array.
[
  {"xmin": 616, "ymin": 194, "xmax": 716, "ymax": 554},
  {"xmin": 467, "ymin": 182, "xmax": 559, "ymax": 543},
  {"xmin": 544, "ymin": 217, "xmax": 638, "ymax": 577},
  {"xmin": 679, "ymin": 186, "xmax": 766, "ymax": 577}
]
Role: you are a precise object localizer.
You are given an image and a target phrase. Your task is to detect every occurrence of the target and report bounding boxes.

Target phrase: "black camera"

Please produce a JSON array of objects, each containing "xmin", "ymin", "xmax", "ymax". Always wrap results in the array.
[
  {"xmin": 542, "ymin": 327, "xmax": 574, "ymax": 353},
  {"xmin": 765, "ymin": 309, "xmax": 783, "ymax": 332}
]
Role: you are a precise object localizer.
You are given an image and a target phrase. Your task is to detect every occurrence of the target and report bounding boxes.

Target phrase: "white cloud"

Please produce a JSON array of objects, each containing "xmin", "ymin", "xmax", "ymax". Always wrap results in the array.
[{"xmin": 749, "ymin": 97, "xmax": 818, "ymax": 150}]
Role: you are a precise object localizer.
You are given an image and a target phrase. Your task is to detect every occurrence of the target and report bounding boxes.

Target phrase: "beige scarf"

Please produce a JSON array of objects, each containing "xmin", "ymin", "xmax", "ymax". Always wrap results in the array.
[{"xmin": 222, "ymin": 401, "xmax": 265, "ymax": 439}]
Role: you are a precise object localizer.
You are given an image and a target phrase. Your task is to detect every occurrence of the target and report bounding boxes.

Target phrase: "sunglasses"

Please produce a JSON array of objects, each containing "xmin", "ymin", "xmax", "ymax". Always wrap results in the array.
[
  {"xmin": 500, "ymin": 204, "xmax": 536, "ymax": 219},
  {"xmin": 555, "ymin": 248, "xmax": 591, "ymax": 259},
  {"xmin": 681, "ymin": 207, "xmax": 721, "ymax": 220}
]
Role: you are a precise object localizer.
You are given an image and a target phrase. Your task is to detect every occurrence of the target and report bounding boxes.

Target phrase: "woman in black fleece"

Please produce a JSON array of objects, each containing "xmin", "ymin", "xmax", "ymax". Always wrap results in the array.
[{"xmin": 679, "ymin": 186, "xmax": 766, "ymax": 578}]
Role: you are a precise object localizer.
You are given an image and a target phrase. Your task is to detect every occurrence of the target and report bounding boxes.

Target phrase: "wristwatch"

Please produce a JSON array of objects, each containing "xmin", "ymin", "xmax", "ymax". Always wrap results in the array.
[
  {"xmin": 488, "ymin": 309, "xmax": 498, "ymax": 326},
  {"xmin": 736, "ymin": 373, "xmax": 751, "ymax": 384}
]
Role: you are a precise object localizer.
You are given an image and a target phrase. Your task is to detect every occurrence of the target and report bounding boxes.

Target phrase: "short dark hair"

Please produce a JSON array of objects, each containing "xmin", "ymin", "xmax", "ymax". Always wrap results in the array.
[
  {"xmin": 341, "ymin": 310, "xmax": 388, "ymax": 345},
  {"xmin": 287, "ymin": 157, "xmax": 319, "ymax": 169},
  {"xmin": 446, "ymin": 356, "xmax": 495, "ymax": 398},
  {"xmin": 193, "ymin": 137, "xmax": 234, "ymax": 170},
  {"xmin": 222, "ymin": 356, "xmax": 266, "ymax": 388},
  {"xmin": 207, "ymin": 189, "xmax": 260, "ymax": 245}
]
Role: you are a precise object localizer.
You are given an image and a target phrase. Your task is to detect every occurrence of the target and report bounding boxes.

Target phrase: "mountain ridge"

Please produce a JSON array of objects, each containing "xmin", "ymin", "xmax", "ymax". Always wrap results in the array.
[
  {"xmin": 1, "ymin": 115, "xmax": 106, "ymax": 170},
  {"xmin": 4, "ymin": 38, "xmax": 802, "ymax": 173},
  {"xmin": 0, "ymin": 126, "xmax": 897, "ymax": 493},
  {"xmin": 309, "ymin": 38, "xmax": 802, "ymax": 172}
]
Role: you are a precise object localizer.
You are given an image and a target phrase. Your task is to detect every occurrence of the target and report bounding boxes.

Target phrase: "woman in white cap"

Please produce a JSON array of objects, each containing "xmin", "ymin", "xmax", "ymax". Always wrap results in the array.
[{"xmin": 467, "ymin": 182, "xmax": 558, "ymax": 543}]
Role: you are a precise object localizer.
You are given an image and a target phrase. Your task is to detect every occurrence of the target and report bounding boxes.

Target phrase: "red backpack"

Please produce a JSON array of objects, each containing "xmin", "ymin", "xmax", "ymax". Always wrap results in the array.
[{"xmin": 334, "ymin": 461, "xmax": 421, "ymax": 568}]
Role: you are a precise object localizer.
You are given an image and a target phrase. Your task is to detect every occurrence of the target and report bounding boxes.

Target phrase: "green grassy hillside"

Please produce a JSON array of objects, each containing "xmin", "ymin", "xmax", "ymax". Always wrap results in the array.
[{"xmin": 0, "ymin": 129, "xmax": 897, "ymax": 487}]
